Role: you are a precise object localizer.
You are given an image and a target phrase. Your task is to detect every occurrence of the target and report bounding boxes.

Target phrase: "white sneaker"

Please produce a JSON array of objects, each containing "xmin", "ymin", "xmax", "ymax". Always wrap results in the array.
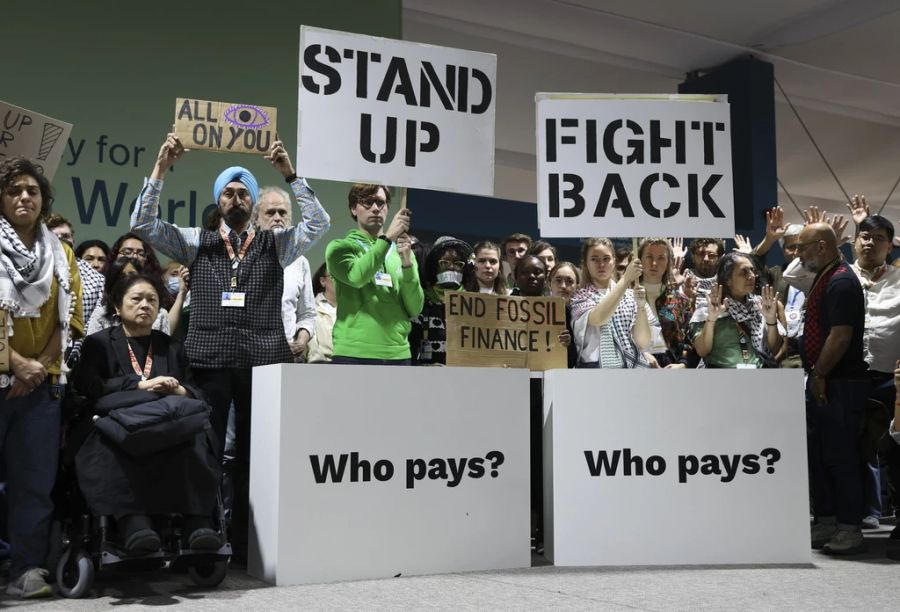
[
  {"xmin": 822, "ymin": 526, "xmax": 866, "ymax": 555},
  {"xmin": 810, "ymin": 517, "xmax": 837, "ymax": 549},
  {"xmin": 6, "ymin": 567, "xmax": 52, "ymax": 598}
]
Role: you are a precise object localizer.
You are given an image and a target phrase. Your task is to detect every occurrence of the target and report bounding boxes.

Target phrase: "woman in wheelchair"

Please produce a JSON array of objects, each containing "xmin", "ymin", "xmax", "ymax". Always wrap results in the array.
[{"xmin": 73, "ymin": 273, "xmax": 221, "ymax": 555}]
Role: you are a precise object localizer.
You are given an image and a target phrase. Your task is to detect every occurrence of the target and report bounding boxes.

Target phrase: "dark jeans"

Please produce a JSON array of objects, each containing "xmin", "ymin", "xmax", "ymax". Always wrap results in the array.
[
  {"xmin": 868, "ymin": 373, "xmax": 900, "ymax": 516},
  {"xmin": 331, "ymin": 356, "xmax": 411, "ymax": 366},
  {"xmin": 0, "ymin": 382, "xmax": 63, "ymax": 577},
  {"xmin": 193, "ymin": 368, "xmax": 252, "ymax": 554},
  {"xmin": 806, "ymin": 377, "xmax": 869, "ymax": 526}
]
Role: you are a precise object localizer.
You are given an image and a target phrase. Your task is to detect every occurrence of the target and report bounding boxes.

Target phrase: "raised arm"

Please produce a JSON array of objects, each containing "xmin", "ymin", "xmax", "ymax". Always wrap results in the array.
[
  {"xmin": 130, "ymin": 133, "xmax": 200, "ymax": 265},
  {"xmin": 265, "ymin": 140, "xmax": 331, "ymax": 267}
]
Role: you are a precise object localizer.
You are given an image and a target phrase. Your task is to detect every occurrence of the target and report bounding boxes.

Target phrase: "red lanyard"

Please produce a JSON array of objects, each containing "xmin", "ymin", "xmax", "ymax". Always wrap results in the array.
[
  {"xmin": 127, "ymin": 340, "xmax": 153, "ymax": 381},
  {"xmin": 219, "ymin": 226, "xmax": 256, "ymax": 270}
]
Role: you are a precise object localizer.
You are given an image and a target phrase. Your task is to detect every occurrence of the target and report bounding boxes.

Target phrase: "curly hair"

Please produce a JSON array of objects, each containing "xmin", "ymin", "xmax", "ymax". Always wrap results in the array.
[{"xmin": 0, "ymin": 157, "xmax": 54, "ymax": 219}]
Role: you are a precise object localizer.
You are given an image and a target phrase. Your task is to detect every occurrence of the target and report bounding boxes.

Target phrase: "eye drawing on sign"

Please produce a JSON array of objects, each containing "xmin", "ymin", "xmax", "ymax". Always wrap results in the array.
[
  {"xmin": 224, "ymin": 104, "xmax": 271, "ymax": 130},
  {"xmin": 38, "ymin": 122, "xmax": 64, "ymax": 160}
]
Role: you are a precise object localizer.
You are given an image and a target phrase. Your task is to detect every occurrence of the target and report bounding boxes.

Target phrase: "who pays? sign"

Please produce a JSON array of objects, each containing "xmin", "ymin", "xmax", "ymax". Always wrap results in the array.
[
  {"xmin": 174, "ymin": 98, "xmax": 277, "ymax": 155},
  {"xmin": 444, "ymin": 291, "xmax": 567, "ymax": 371},
  {"xmin": 536, "ymin": 94, "xmax": 735, "ymax": 238}
]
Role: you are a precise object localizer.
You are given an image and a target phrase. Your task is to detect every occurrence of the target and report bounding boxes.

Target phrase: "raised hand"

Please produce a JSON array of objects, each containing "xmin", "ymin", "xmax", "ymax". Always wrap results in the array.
[
  {"xmin": 846, "ymin": 194, "xmax": 869, "ymax": 226},
  {"xmin": 734, "ymin": 234, "xmax": 752, "ymax": 254},
  {"xmin": 682, "ymin": 273, "xmax": 697, "ymax": 301},
  {"xmin": 670, "ymin": 237, "xmax": 687, "ymax": 260},
  {"xmin": 760, "ymin": 284, "xmax": 779, "ymax": 324},
  {"xmin": 825, "ymin": 213, "xmax": 850, "ymax": 245},
  {"xmin": 765, "ymin": 206, "xmax": 787, "ymax": 242},
  {"xmin": 153, "ymin": 132, "xmax": 185, "ymax": 176},
  {"xmin": 264, "ymin": 139, "xmax": 296, "ymax": 178},
  {"xmin": 621, "ymin": 257, "xmax": 643, "ymax": 287},
  {"xmin": 802, "ymin": 206, "xmax": 822, "ymax": 225},
  {"xmin": 385, "ymin": 208, "xmax": 411, "ymax": 242},
  {"xmin": 706, "ymin": 283, "xmax": 728, "ymax": 322},
  {"xmin": 632, "ymin": 284, "xmax": 647, "ymax": 306}
]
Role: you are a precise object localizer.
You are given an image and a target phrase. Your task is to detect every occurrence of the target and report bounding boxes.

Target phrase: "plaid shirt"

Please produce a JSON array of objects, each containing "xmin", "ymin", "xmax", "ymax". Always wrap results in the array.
[{"xmin": 130, "ymin": 177, "xmax": 330, "ymax": 268}]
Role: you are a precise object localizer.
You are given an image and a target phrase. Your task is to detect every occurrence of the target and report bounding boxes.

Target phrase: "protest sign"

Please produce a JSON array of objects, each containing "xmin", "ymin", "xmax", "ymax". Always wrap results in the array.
[
  {"xmin": 0, "ymin": 100, "xmax": 72, "ymax": 180},
  {"xmin": 444, "ymin": 291, "xmax": 567, "ymax": 371},
  {"xmin": 536, "ymin": 94, "xmax": 734, "ymax": 238},
  {"xmin": 543, "ymin": 369, "xmax": 809, "ymax": 565},
  {"xmin": 297, "ymin": 26, "xmax": 496, "ymax": 195},
  {"xmin": 174, "ymin": 98, "xmax": 277, "ymax": 155},
  {"xmin": 250, "ymin": 364, "xmax": 530, "ymax": 585}
]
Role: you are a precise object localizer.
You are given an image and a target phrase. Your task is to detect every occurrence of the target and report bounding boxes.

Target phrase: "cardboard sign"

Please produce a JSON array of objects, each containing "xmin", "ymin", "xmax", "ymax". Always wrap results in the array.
[
  {"xmin": 444, "ymin": 291, "xmax": 567, "ymax": 371},
  {"xmin": 536, "ymin": 94, "xmax": 734, "ymax": 238},
  {"xmin": 543, "ymin": 369, "xmax": 810, "ymax": 565},
  {"xmin": 0, "ymin": 100, "xmax": 72, "ymax": 180},
  {"xmin": 174, "ymin": 98, "xmax": 277, "ymax": 155},
  {"xmin": 297, "ymin": 26, "xmax": 496, "ymax": 195},
  {"xmin": 249, "ymin": 364, "xmax": 530, "ymax": 585}
]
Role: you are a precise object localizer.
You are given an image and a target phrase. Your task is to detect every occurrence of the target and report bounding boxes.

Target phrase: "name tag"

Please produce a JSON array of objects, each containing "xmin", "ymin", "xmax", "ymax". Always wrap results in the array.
[
  {"xmin": 736, "ymin": 363, "xmax": 758, "ymax": 369},
  {"xmin": 374, "ymin": 272, "xmax": 393, "ymax": 287},
  {"xmin": 221, "ymin": 292, "xmax": 246, "ymax": 307}
]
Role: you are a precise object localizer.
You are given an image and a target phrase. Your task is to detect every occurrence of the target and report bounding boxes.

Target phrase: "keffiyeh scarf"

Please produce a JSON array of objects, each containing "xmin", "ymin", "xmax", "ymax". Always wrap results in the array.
[
  {"xmin": 0, "ymin": 217, "xmax": 75, "ymax": 341},
  {"xmin": 571, "ymin": 282, "xmax": 650, "ymax": 368}
]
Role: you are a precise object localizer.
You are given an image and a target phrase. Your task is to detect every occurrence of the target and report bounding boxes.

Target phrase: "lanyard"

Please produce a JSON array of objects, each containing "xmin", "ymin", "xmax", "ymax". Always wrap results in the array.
[
  {"xmin": 220, "ymin": 226, "xmax": 255, "ymax": 289},
  {"xmin": 734, "ymin": 321, "xmax": 750, "ymax": 364},
  {"xmin": 126, "ymin": 339, "xmax": 153, "ymax": 381}
]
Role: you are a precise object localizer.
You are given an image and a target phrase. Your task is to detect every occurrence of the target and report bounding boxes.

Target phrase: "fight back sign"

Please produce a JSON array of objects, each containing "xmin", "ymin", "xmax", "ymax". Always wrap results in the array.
[
  {"xmin": 174, "ymin": 98, "xmax": 277, "ymax": 155},
  {"xmin": 444, "ymin": 291, "xmax": 567, "ymax": 371},
  {"xmin": 536, "ymin": 94, "xmax": 734, "ymax": 238},
  {"xmin": 298, "ymin": 26, "xmax": 496, "ymax": 195}
]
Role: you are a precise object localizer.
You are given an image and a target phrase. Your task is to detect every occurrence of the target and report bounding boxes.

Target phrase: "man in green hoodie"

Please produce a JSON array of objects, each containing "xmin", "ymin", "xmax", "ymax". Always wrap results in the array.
[{"xmin": 325, "ymin": 184, "xmax": 424, "ymax": 364}]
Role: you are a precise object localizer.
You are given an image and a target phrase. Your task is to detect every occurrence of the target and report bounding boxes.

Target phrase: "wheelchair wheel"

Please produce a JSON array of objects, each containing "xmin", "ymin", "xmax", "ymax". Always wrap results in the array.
[
  {"xmin": 187, "ymin": 559, "xmax": 228, "ymax": 587},
  {"xmin": 56, "ymin": 547, "xmax": 95, "ymax": 598}
]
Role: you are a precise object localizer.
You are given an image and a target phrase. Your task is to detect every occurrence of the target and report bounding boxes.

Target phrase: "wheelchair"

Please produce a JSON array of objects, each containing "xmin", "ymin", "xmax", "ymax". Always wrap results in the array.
[{"xmin": 51, "ymin": 389, "xmax": 232, "ymax": 598}]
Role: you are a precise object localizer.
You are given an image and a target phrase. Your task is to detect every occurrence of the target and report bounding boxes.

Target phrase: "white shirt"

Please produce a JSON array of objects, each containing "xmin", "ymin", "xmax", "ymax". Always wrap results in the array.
[
  {"xmin": 282, "ymin": 255, "xmax": 316, "ymax": 342},
  {"xmin": 852, "ymin": 262, "xmax": 900, "ymax": 374}
]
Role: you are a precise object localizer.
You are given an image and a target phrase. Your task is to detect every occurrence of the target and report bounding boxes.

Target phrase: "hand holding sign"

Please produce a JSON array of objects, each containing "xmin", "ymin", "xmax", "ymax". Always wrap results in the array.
[
  {"xmin": 152, "ymin": 132, "xmax": 186, "ymax": 179},
  {"xmin": 385, "ymin": 208, "xmax": 412, "ymax": 242},
  {"xmin": 264, "ymin": 139, "xmax": 295, "ymax": 178},
  {"xmin": 620, "ymin": 258, "xmax": 643, "ymax": 287}
]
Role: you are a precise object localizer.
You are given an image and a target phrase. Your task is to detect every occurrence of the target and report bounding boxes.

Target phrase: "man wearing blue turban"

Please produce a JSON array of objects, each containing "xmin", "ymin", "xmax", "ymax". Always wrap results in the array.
[{"xmin": 131, "ymin": 132, "xmax": 330, "ymax": 563}]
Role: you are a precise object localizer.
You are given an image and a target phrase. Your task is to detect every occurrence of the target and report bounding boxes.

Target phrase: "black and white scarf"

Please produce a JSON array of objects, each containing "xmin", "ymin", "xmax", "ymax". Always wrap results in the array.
[
  {"xmin": 691, "ymin": 293, "xmax": 768, "ymax": 354},
  {"xmin": 0, "ymin": 217, "xmax": 74, "ymax": 339}
]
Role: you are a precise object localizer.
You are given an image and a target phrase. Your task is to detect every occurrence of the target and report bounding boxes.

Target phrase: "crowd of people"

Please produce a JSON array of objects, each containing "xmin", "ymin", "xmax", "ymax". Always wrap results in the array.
[{"xmin": 0, "ymin": 131, "xmax": 899, "ymax": 597}]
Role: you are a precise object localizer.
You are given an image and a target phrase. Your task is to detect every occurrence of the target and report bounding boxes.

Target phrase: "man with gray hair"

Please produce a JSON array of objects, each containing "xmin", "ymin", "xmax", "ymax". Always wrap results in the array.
[{"xmin": 253, "ymin": 186, "xmax": 316, "ymax": 359}]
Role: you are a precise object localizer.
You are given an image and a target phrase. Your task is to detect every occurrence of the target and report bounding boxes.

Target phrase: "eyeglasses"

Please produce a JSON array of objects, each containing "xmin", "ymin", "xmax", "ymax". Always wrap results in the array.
[
  {"xmin": 118, "ymin": 247, "xmax": 146, "ymax": 259},
  {"xmin": 438, "ymin": 260, "xmax": 466, "ymax": 272},
  {"xmin": 357, "ymin": 197, "xmax": 388, "ymax": 210},
  {"xmin": 857, "ymin": 232, "xmax": 889, "ymax": 244}
]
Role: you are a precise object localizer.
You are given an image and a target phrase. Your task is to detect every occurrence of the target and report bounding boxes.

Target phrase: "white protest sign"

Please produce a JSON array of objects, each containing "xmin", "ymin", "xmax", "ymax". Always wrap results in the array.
[
  {"xmin": 298, "ymin": 26, "xmax": 496, "ymax": 195},
  {"xmin": 536, "ymin": 94, "xmax": 734, "ymax": 238},
  {"xmin": 249, "ymin": 364, "xmax": 530, "ymax": 585},
  {"xmin": 0, "ymin": 100, "xmax": 73, "ymax": 180},
  {"xmin": 543, "ymin": 369, "xmax": 809, "ymax": 565}
]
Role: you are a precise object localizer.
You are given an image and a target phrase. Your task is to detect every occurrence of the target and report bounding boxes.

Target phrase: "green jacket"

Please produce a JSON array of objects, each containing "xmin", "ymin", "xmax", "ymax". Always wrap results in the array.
[{"xmin": 325, "ymin": 230, "xmax": 424, "ymax": 360}]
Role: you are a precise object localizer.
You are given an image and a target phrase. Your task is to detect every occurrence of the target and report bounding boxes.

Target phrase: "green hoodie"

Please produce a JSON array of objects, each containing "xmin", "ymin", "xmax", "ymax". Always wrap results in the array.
[{"xmin": 325, "ymin": 230, "xmax": 424, "ymax": 360}]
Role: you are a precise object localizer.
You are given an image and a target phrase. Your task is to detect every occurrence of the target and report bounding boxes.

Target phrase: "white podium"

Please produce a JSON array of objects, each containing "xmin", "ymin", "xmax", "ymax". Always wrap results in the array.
[
  {"xmin": 543, "ymin": 369, "xmax": 811, "ymax": 565},
  {"xmin": 249, "ymin": 364, "xmax": 531, "ymax": 585}
]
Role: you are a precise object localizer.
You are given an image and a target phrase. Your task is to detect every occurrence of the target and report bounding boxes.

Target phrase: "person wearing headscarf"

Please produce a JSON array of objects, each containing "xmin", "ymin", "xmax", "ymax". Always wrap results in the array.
[
  {"xmin": 0, "ymin": 157, "xmax": 84, "ymax": 598},
  {"xmin": 130, "ymin": 132, "xmax": 330, "ymax": 564}
]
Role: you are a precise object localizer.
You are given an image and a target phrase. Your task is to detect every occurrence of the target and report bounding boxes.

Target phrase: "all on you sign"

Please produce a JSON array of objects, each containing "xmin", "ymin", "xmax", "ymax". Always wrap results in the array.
[{"xmin": 536, "ymin": 94, "xmax": 734, "ymax": 238}]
